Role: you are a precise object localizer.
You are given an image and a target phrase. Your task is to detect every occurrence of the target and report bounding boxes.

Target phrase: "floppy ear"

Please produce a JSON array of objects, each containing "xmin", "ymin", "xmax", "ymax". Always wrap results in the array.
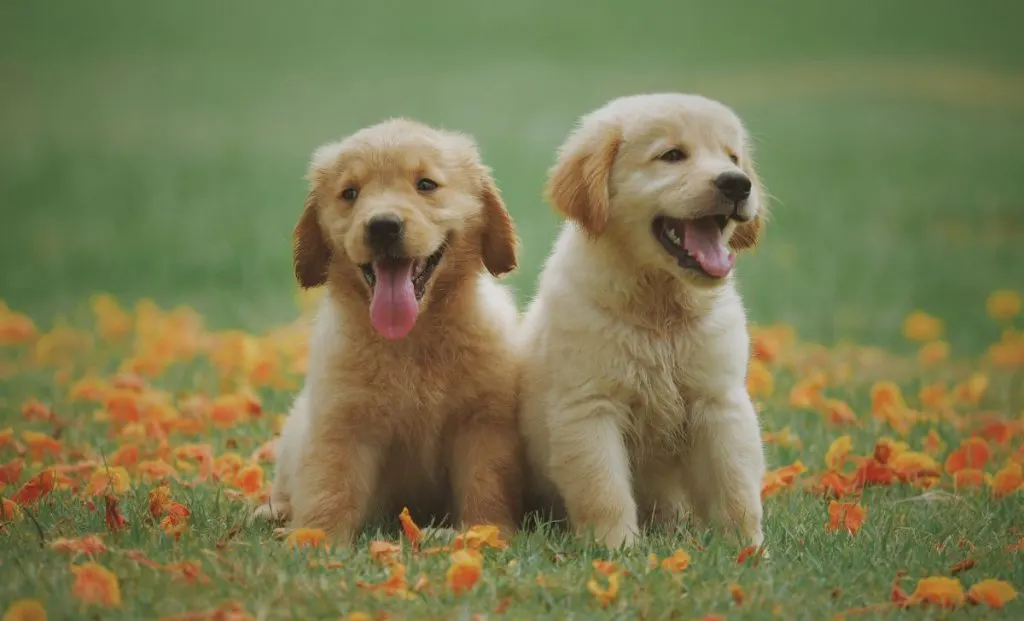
[
  {"xmin": 293, "ymin": 190, "xmax": 332, "ymax": 288},
  {"xmin": 730, "ymin": 154, "xmax": 769, "ymax": 251},
  {"xmin": 545, "ymin": 120, "xmax": 621, "ymax": 237},
  {"xmin": 479, "ymin": 173, "xmax": 519, "ymax": 277}
]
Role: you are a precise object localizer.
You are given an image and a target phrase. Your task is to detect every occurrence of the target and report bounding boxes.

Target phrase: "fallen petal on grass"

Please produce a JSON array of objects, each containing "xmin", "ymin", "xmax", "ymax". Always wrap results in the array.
[
  {"xmin": 70, "ymin": 562, "xmax": 121, "ymax": 608},
  {"xmin": 286, "ymin": 528, "xmax": 327, "ymax": 549},
  {"xmin": 967, "ymin": 579, "xmax": 1018, "ymax": 608}
]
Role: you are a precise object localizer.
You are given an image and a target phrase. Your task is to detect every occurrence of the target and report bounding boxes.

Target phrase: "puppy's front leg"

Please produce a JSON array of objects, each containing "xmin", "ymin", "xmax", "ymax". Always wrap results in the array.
[
  {"xmin": 684, "ymin": 392, "xmax": 765, "ymax": 547},
  {"xmin": 548, "ymin": 401, "xmax": 637, "ymax": 548},
  {"xmin": 450, "ymin": 416, "xmax": 523, "ymax": 536},
  {"xmin": 290, "ymin": 412, "xmax": 386, "ymax": 544}
]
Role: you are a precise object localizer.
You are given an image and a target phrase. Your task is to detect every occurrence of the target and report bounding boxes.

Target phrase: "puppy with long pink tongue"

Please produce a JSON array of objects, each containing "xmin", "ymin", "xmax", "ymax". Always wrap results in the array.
[{"xmin": 368, "ymin": 258, "xmax": 419, "ymax": 340}]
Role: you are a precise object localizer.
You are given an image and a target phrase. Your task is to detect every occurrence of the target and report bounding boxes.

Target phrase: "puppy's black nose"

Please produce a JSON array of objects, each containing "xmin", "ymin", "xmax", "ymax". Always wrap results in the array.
[
  {"xmin": 366, "ymin": 214, "xmax": 404, "ymax": 251},
  {"xmin": 715, "ymin": 171, "xmax": 752, "ymax": 202}
]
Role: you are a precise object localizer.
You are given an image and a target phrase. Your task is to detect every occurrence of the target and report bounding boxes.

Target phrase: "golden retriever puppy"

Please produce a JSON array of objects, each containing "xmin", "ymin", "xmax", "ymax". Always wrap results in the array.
[
  {"xmin": 519, "ymin": 93, "xmax": 768, "ymax": 549},
  {"xmin": 256, "ymin": 118, "xmax": 523, "ymax": 542}
]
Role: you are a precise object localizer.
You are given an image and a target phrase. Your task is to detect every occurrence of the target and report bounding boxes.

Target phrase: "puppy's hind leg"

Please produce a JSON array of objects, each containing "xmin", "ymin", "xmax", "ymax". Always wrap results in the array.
[
  {"xmin": 547, "ymin": 400, "xmax": 638, "ymax": 549},
  {"xmin": 255, "ymin": 390, "xmax": 313, "ymax": 523}
]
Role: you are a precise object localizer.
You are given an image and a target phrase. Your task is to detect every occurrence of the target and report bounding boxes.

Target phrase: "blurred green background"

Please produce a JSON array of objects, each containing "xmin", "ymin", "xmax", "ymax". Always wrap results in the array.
[{"xmin": 2, "ymin": 0, "xmax": 1022, "ymax": 351}]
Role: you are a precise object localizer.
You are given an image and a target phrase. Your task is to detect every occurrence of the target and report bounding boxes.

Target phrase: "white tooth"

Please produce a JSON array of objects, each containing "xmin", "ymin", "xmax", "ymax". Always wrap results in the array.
[
  {"xmin": 666, "ymin": 228, "xmax": 682, "ymax": 247},
  {"xmin": 413, "ymin": 261, "xmax": 423, "ymax": 277}
]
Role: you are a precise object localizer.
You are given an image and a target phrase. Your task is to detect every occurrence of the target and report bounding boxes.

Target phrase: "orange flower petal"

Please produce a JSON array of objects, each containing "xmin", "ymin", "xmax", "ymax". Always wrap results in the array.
[
  {"xmin": 163, "ymin": 561, "xmax": 210, "ymax": 584},
  {"xmin": 917, "ymin": 340, "xmax": 950, "ymax": 366},
  {"xmin": 919, "ymin": 384, "xmax": 949, "ymax": 411},
  {"xmin": 825, "ymin": 435, "xmax": 852, "ymax": 470},
  {"xmin": 11, "ymin": 470, "xmax": 56, "ymax": 505},
  {"xmin": 788, "ymin": 373, "xmax": 826, "ymax": 409},
  {"xmin": 904, "ymin": 576, "xmax": 965, "ymax": 609},
  {"xmin": 921, "ymin": 428, "xmax": 945, "ymax": 455},
  {"xmin": 369, "ymin": 540, "xmax": 402, "ymax": 561},
  {"xmin": 70, "ymin": 562, "xmax": 122, "ymax": 607},
  {"xmin": 103, "ymin": 495, "xmax": 129, "ymax": 532},
  {"xmin": 825, "ymin": 501, "xmax": 866, "ymax": 534},
  {"xmin": 148, "ymin": 485, "xmax": 172, "ymax": 519},
  {"xmin": 728, "ymin": 583, "xmax": 746, "ymax": 605},
  {"xmin": 953, "ymin": 469, "xmax": 987, "ymax": 490},
  {"xmin": 986, "ymin": 290, "xmax": 1022, "ymax": 320},
  {"xmin": 21, "ymin": 431, "xmax": 62, "ymax": 462},
  {"xmin": 821, "ymin": 399, "xmax": 858, "ymax": 426},
  {"xmin": 50, "ymin": 535, "xmax": 106, "ymax": 556},
  {"xmin": 0, "ymin": 305, "xmax": 38, "ymax": 345},
  {"xmin": 233, "ymin": 464, "xmax": 264, "ymax": 497},
  {"xmin": 902, "ymin": 310, "xmax": 943, "ymax": 342},
  {"xmin": 871, "ymin": 381, "xmax": 906, "ymax": 418},
  {"xmin": 84, "ymin": 466, "xmax": 131, "ymax": 496},
  {"xmin": 968, "ymin": 579, "xmax": 1018, "ymax": 609},
  {"xmin": 454, "ymin": 524, "xmax": 508, "ymax": 550},
  {"xmin": 356, "ymin": 561, "xmax": 412, "ymax": 599},
  {"xmin": 991, "ymin": 462, "xmax": 1023, "ymax": 499},
  {"xmin": 586, "ymin": 564, "xmax": 621, "ymax": 607},
  {"xmin": 398, "ymin": 507, "xmax": 421, "ymax": 549},
  {"xmin": 953, "ymin": 373, "xmax": 989, "ymax": 406},
  {"xmin": 446, "ymin": 549, "xmax": 483, "ymax": 595},
  {"xmin": 660, "ymin": 549, "xmax": 691, "ymax": 573},
  {"xmin": 873, "ymin": 437, "xmax": 909, "ymax": 465},
  {"xmin": 107, "ymin": 445, "xmax": 139, "ymax": 470},
  {"xmin": 945, "ymin": 437, "xmax": 991, "ymax": 474},
  {"xmin": 1, "ymin": 498, "xmax": 23, "ymax": 522},
  {"xmin": 2, "ymin": 599, "xmax": 47, "ymax": 621},
  {"xmin": 137, "ymin": 460, "xmax": 178, "ymax": 483},
  {"xmin": 736, "ymin": 545, "xmax": 764, "ymax": 565},
  {"xmin": 287, "ymin": 527, "xmax": 327, "ymax": 549},
  {"xmin": 761, "ymin": 460, "xmax": 807, "ymax": 498},
  {"xmin": 159, "ymin": 503, "xmax": 190, "ymax": 539},
  {"xmin": 746, "ymin": 359, "xmax": 774, "ymax": 398},
  {"xmin": 0, "ymin": 458, "xmax": 24, "ymax": 486}
]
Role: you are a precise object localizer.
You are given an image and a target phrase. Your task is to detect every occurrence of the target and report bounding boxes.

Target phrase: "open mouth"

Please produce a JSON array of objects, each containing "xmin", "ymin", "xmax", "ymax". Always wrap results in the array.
[
  {"xmin": 359, "ymin": 240, "xmax": 448, "ymax": 341},
  {"xmin": 653, "ymin": 215, "xmax": 735, "ymax": 279},
  {"xmin": 360, "ymin": 242, "xmax": 446, "ymax": 301}
]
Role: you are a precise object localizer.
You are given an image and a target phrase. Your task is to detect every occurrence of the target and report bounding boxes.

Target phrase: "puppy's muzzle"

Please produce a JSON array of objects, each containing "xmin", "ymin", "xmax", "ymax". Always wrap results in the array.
[
  {"xmin": 714, "ymin": 171, "xmax": 754, "ymax": 222},
  {"xmin": 366, "ymin": 213, "xmax": 404, "ymax": 256}
]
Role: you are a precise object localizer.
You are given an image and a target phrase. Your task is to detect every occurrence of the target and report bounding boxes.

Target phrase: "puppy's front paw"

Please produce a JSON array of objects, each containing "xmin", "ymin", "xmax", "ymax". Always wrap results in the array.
[
  {"xmin": 254, "ymin": 500, "xmax": 291, "ymax": 523},
  {"xmin": 584, "ymin": 519, "xmax": 638, "ymax": 550}
]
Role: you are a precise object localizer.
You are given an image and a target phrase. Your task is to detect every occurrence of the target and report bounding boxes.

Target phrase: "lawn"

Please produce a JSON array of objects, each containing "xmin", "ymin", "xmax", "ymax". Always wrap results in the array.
[{"xmin": 2, "ymin": 0, "xmax": 1023, "ymax": 618}]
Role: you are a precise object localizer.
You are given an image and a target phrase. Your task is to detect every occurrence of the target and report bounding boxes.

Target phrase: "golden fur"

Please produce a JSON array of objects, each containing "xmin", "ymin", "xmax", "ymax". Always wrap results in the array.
[
  {"xmin": 257, "ymin": 118, "xmax": 524, "ymax": 541},
  {"xmin": 520, "ymin": 94, "xmax": 768, "ymax": 548}
]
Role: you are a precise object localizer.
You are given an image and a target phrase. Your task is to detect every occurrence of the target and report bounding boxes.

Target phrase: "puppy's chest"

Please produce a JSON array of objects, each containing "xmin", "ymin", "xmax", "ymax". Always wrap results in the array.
[
  {"xmin": 615, "ymin": 329, "xmax": 713, "ymax": 444},
  {"xmin": 347, "ymin": 341, "xmax": 498, "ymax": 428}
]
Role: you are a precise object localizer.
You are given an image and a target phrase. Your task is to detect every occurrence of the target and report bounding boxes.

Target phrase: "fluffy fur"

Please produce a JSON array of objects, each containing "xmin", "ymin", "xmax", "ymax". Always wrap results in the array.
[
  {"xmin": 520, "ymin": 93, "xmax": 768, "ymax": 549},
  {"xmin": 257, "ymin": 118, "xmax": 524, "ymax": 542}
]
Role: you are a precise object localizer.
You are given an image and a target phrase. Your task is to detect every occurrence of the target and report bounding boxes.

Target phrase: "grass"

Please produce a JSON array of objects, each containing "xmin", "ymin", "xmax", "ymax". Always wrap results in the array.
[{"xmin": 1, "ymin": 0, "xmax": 1024, "ymax": 618}]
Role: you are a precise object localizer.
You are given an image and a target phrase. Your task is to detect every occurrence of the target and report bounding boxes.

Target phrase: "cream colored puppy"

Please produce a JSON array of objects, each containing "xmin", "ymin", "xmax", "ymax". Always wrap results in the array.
[{"xmin": 520, "ymin": 93, "xmax": 768, "ymax": 549}]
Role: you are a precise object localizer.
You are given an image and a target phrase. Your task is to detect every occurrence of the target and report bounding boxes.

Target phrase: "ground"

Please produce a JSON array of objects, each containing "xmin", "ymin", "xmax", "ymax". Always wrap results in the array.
[{"xmin": 1, "ymin": 0, "xmax": 1023, "ymax": 619}]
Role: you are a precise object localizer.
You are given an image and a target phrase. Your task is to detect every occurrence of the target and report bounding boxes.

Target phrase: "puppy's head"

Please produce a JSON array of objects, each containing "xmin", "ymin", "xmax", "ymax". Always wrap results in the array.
[
  {"xmin": 294, "ymin": 118, "xmax": 518, "ymax": 340},
  {"xmin": 547, "ymin": 93, "xmax": 767, "ymax": 286}
]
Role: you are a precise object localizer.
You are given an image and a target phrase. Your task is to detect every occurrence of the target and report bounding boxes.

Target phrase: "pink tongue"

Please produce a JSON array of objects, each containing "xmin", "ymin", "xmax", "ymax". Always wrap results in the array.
[
  {"xmin": 683, "ymin": 217, "xmax": 735, "ymax": 278},
  {"xmin": 369, "ymin": 259, "xmax": 419, "ymax": 340}
]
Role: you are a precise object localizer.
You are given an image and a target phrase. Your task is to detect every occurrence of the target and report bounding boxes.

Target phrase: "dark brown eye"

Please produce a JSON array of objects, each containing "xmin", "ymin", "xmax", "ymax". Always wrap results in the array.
[
  {"xmin": 729, "ymin": 153, "xmax": 740, "ymax": 164},
  {"xmin": 416, "ymin": 178, "xmax": 439, "ymax": 192},
  {"xmin": 658, "ymin": 148, "xmax": 687, "ymax": 162},
  {"xmin": 340, "ymin": 187, "xmax": 358, "ymax": 201}
]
